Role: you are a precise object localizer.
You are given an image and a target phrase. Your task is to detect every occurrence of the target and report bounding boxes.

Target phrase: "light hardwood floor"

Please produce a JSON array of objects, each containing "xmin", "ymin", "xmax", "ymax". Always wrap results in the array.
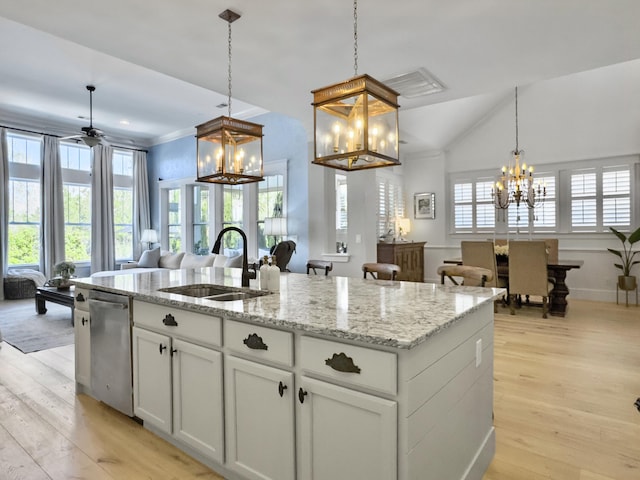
[{"xmin": 0, "ymin": 298, "xmax": 638, "ymax": 479}]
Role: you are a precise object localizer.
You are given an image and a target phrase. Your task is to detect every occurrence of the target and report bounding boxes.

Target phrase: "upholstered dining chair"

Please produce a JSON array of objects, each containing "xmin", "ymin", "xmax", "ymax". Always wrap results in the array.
[
  {"xmin": 461, "ymin": 241, "xmax": 503, "ymax": 288},
  {"xmin": 542, "ymin": 238, "xmax": 559, "ymax": 264},
  {"xmin": 436, "ymin": 265, "xmax": 493, "ymax": 287},
  {"xmin": 306, "ymin": 259, "xmax": 333, "ymax": 276},
  {"xmin": 508, "ymin": 241, "xmax": 553, "ymax": 318},
  {"xmin": 362, "ymin": 263, "xmax": 401, "ymax": 280}
]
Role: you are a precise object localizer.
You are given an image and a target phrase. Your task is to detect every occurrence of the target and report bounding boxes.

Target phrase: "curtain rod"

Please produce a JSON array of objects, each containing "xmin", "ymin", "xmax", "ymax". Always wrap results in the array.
[{"xmin": 0, "ymin": 124, "xmax": 149, "ymax": 153}]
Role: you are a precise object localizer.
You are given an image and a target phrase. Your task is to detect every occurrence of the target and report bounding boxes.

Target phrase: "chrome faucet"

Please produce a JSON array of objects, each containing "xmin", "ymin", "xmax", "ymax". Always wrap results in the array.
[{"xmin": 212, "ymin": 226, "xmax": 256, "ymax": 287}]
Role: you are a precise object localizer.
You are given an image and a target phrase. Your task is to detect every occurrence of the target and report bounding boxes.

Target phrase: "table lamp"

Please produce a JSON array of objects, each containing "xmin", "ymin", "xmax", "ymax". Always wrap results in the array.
[{"xmin": 140, "ymin": 229, "xmax": 158, "ymax": 250}]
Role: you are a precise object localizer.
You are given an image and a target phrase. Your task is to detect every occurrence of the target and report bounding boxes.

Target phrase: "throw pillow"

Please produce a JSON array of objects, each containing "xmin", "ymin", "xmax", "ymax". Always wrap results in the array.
[
  {"xmin": 213, "ymin": 254, "xmax": 228, "ymax": 267},
  {"xmin": 225, "ymin": 255, "xmax": 244, "ymax": 268},
  {"xmin": 181, "ymin": 253, "xmax": 216, "ymax": 269},
  {"xmin": 138, "ymin": 247, "xmax": 161, "ymax": 268},
  {"xmin": 159, "ymin": 251, "xmax": 185, "ymax": 269}
]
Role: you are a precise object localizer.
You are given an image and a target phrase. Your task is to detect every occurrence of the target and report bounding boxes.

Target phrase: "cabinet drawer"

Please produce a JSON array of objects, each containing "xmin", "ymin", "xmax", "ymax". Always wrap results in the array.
[
  {"xmin": 133, "ymin": 300, "xmax": 222, "ymax": 348},
  {"xmin": 300, "ymin": 336, "xmax": 397, "ymax": 395},
  {"xmin": 224, "ymin": 320, "xmax": 293, "ymax": 367},
  {"xmin": 74, "ymin": 287, "xmax": 91, "ymax": 311}
]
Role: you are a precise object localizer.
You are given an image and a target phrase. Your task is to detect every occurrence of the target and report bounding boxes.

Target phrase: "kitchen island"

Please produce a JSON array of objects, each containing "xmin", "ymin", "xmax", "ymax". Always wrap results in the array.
[{"xmin": 74, "ymin": 267, "xmax": 503, "ymax": 480}]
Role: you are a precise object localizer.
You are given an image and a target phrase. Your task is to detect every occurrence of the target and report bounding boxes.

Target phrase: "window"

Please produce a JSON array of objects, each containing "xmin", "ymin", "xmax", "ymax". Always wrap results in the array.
[
  {"xmin": 112, "ymin": 150, "xmax": 134, "ymax": 260},
  {"xmin": 450, "ymin": 156, "xmax": 636, "ymax": 235},
  {"xmin": 193, "ymin": 185, "xmax": 210, "ymax": 255},
  {"xmin": 336, "ymin": 173, "xmax": 348, "ymax": 251},
  {"xmin": 258, "ymin": 174, "xmax": 285, "ymax": 256},
  {"xmin": 7, "ymin": 132, "xmax": 41, "ymax": 266},
  {"xmin": 61, "ymin": 142, "xmax": 92, "ymax": 262},
  {"xmin": 377, "ymin": 176, "xmax": 405, "ymax": 237},
  {"xmin": 221, "ymin": 184, "xmax": 244, "ymax": 256},
  {"xmin": 570, "ymin": 165, "xmax": 631, "ymax": 231},
  {"xmin": 452, "ymin": 179, "xmax": 497, "ymax": 232},
  {"xmin": 166, "ymin": 187, "xmax": 182, "ymax": 252}
]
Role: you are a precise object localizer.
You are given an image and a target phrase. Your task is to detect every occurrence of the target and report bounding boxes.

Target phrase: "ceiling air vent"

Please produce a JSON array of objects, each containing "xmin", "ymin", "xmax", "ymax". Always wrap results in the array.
[{"xmin": 383, "ymin": 68, "xmax": 445, "ymax": 99}]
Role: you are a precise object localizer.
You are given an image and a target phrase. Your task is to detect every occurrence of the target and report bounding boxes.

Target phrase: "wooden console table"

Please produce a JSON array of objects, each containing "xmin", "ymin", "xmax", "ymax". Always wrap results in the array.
[{"xmin": 377, "ymin": 241, "xmax": 426, "ymax": 282}]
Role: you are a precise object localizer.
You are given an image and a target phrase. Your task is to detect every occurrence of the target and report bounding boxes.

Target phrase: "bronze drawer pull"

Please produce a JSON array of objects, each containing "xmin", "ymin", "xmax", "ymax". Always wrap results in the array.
[
  {"xmin": 278, "ymin": 381, "xmax": 287, "ymax": 397},
  {"xmin": 162, "ymin": 313, "xmax": 178, "ymax": 326},
  {"xmin": 243, "ymin": 333, "xmax": 268, "ymax": 350},
  {"xmin": 76, "ymin": 292, "xmax": 85, "ymax": 302},
  {"xmin": 325, "ymin": 352, "xmax": 361, "ymax": 374}
]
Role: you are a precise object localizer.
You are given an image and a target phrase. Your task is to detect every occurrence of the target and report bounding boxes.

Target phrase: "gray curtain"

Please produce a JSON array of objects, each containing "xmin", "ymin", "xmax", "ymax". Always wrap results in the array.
[
  {"xmin": 40, "ymin": 135, "xmax": 65, "ymax": 278},
  {"xmin": 0, "ymin": 128, "xmax": 9, "ymax": 300},
  {"xmin": 90, "ymin": 144, "xmax": 115, "ymax": 274},
  {"xmin": 132, "ymin": 150, "xmax": 151, "ymax": 259}
]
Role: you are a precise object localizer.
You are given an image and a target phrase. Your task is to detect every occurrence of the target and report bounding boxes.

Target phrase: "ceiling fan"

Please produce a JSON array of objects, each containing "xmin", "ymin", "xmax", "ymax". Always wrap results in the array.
[{"xmin": 62, "ymin": 85, "xmax": 108, "ymax": 147}]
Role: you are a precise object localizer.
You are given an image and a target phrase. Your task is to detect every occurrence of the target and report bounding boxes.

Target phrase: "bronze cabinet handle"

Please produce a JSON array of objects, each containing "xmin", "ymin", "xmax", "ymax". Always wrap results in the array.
[
  {"xmin": 243, "ymin": 333, "xmax": 268, "ymax": 350},
  {"xmin": 278, "ymin": 381, "xmax": 287, "ymax": 397},
  {"xmin": 159, "ymin": 343, "xmax": 167, "ymax": 355},
  {"xmin": 298, "ymin": 388, "xmax": 308, "ymax": 404},
  {"xmin": 81, "ymin": 316, "xmax": 88, "ymax": 326},
  {"xmin": 76, "ymin": 292, "xmax": 85, "ymax": 302},
  {"xmin": 162, "ymin": 313, "xmax": 178, "ymax": 326},
  {"xmin": 325, "ymin": 353, "xmax": 361, "ymax": 374}
]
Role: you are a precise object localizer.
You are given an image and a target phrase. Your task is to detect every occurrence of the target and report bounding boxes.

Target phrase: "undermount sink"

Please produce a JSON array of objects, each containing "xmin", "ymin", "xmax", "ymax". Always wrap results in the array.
[{"xmin": 158, "ymin": 284, "xmax": 270, "ymax": 301}]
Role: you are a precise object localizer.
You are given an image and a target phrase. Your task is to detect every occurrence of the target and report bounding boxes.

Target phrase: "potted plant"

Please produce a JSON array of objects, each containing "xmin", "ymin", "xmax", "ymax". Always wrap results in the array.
[
  {"xmin": 48, "ymin": 261, "xmax": 76, "ymax": 290},
  {"xmin": 607, "ymin": 226, "xmax": 640, "ymax": 291}
]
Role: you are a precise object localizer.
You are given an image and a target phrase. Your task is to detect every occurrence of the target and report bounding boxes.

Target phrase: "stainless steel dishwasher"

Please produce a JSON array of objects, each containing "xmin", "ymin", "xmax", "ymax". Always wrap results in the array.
[{"xmin": 88, "ymin": 290, "xmax": 134, "ymax": 416}]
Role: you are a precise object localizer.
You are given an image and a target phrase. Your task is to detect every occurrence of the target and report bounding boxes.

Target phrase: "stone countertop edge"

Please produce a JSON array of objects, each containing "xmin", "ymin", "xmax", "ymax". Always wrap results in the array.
[{"xmin": 73, "ymin": 269, "xmax": 505, "ymax": 350}]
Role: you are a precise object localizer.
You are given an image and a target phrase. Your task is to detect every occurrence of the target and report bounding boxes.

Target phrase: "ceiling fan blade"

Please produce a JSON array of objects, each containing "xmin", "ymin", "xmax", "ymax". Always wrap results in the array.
[{"xmin": 61, "ymin": 134, "xmax": 83, "ymax": 140}]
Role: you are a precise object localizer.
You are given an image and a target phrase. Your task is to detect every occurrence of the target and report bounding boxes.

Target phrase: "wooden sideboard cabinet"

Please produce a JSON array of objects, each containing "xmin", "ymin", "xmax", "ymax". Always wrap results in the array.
[{"xmin": 377, "ymin": 241, "xmax": 426, "ymax": 282}]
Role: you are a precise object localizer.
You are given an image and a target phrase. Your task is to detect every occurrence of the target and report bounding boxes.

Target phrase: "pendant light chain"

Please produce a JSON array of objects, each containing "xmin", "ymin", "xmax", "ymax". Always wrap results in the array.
[
  {"xmin": 514, "ymin": 86, "xmax": 519, "ymax": 153},
  {"xmin": 227, "ymin": 19, "xmax": 233, "ymax": 118},
  {"xmin": 353, "ymin": 0, "xmax": 358, "ymax": 76}
]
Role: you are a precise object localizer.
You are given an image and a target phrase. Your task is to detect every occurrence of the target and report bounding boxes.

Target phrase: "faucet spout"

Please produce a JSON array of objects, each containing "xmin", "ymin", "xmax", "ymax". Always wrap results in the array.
[{"xmin": 212, "ymin": 227, "xmax": 255, "ymax": 287}]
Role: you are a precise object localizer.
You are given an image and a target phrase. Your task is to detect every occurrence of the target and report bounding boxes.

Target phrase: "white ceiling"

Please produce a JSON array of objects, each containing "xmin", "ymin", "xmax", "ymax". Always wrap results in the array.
[{"xmin": 1, "ymin": 0, "xmax": 640, "ymax": 152}]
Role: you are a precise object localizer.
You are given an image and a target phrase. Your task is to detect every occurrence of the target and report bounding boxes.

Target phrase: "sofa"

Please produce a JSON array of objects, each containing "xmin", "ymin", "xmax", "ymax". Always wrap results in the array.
[{"xmin": 91, "ymin": 247, "xmax": 244, "ymax": 278}]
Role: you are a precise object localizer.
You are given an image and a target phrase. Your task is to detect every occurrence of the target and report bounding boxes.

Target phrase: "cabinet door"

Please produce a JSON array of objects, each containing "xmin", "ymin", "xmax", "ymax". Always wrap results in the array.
[
  {"xmin": 298, "ymin": 376, "xmax": 397, "ymax": 480},
  {"xmin": 172, "ymin": 339, "xmax": 224, "ymax": 463},
  {"xmin": 73, "ymin": 308, "xmax": 91, "ymax": 387},
  {"xmin": 132, "ymin": 326, "xmax": 172, "ymax": 434},
  {"xmin": 225, "ymin": 355, "xmax": 295, "ymax": 480}
]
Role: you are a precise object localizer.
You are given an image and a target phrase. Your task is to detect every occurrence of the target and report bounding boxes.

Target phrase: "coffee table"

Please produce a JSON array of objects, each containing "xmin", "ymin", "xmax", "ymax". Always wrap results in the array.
[{"xmin": 35, "ymin": 286, "xmax": 76, "ymax": 324}]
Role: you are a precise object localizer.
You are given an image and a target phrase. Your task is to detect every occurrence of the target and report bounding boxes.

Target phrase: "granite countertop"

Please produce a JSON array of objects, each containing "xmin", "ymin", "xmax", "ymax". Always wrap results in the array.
[{"xmin": 73, "ymin": 267, "xmax": 504, "ymax": 350}]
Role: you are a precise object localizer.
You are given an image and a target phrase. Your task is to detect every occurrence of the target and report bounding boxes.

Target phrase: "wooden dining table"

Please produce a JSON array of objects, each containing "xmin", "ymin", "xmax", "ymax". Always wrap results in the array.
[{"xmin": 443, "ymin": 258, "xmax": 583, "ymax": 317}]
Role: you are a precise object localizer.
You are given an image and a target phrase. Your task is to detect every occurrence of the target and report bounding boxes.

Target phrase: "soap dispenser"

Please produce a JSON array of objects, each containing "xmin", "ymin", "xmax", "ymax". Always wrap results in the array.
[
  {"xmin": 259, "ymin": 255, "xmax": 270, "ymax": 289},
  {"xmin": 267, "ymin": 255, "xmax": 280, "ymax": 292}
]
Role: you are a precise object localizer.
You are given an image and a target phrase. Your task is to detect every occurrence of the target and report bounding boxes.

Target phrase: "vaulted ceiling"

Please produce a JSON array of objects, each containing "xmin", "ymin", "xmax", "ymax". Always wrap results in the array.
[{"xmin": 1, "ymin": 0, "xmax": 639, "ymax": 152}]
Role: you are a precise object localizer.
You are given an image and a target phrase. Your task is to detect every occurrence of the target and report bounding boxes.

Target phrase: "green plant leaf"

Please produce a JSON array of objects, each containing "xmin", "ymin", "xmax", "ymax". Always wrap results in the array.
[
  {"xmin": 628, "ymin": 226, "xmax": 640, "ymax": 245},
  {"xmin": 614, "ymin": 263, "xmax": 623, "ymax": 270},
  {"xmin": 607, "ymin": 248, "xmax": 623, "ymax": 258},
  {"xmin": 609, "ymin": 227, "xmax": 627, "ymax": 243}
]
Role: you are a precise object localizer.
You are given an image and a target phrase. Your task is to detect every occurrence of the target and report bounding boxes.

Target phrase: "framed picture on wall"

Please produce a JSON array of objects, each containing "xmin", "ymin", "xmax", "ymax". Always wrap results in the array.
[{"xmin": 414, "ymin": 192, "xmax": 435, "ymax": 219}]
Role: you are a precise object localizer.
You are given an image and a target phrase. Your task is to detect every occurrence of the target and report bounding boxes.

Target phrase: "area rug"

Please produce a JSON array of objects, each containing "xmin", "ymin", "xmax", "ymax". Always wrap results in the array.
[{"xmin": 0, "ymin": 299, "xmax": 74, "ymax": 353}]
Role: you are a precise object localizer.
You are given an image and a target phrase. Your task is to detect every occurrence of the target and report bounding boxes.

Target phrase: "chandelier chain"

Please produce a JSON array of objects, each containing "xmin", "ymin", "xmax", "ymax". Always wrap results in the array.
[
  {"xmin": 227, "ymin": 19, "xmax": 232, "ymax": 118},
  {"xmin": 353, "ymin": 0, "xmax": 358, "ymax": 76},
  {"xmin": 514, "ymin": 86, "xmax": 519, "ymax": 153}
]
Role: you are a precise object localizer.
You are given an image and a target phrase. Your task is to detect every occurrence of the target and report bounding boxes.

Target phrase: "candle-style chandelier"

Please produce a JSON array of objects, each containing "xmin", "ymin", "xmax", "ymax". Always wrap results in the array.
[
  {"xmin": 492, "ymin": 87, "xmax": 545, "ymax": 211},
  {"xmin": 195, "ymin": 9, "xmax": 264, "ymax": 185},
  {"xmin": 311, "ymin": 0, "xmax": 400, "ymax": 171}
]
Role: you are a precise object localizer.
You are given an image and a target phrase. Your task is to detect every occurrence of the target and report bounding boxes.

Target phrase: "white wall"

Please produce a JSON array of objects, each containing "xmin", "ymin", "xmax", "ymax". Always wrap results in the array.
[{"xmin": 403, "ymin": 60, "xmax": 640, "ymax": 303}]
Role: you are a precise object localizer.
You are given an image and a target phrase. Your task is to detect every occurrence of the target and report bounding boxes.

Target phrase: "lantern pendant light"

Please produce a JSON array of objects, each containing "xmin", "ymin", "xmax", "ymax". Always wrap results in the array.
[
  {"xmin": 196, "ymin": 9, "xmax": 264, "ymax": 185},
  {"xmin": 311, "ymin": 0, "xmax": 400, "ymax": 171}
]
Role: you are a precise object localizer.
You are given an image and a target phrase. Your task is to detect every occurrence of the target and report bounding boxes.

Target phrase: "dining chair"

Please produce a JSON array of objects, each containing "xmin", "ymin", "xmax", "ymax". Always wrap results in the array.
[
  {"xmin": 306, "ymin": 259, "xmax": 333, "ymax": 276},
  {"xmin": 508, "ymin": 241, "xmax": 553, "ymax": 318},
  {"xmin": 362, "ymin": 263, "xmax": 401, "ymax": 280},
  {"xmin": 436, "ymin": 265, "xmax": 493, "ymax": 287},
  {"xmin": 461, "ymin": 241, "xmax": 503, "ymax": 288},
  {"xmin": 462, "ymin": 240, "xmax": 507, "ymax": 311},
  {"xmin": 542, "ymin": 238, "xmax": 559, "ymax": 264}
]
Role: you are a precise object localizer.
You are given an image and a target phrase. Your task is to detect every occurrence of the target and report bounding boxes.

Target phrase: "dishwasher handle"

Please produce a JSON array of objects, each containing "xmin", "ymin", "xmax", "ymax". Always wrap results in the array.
[{"xmin": 89, "ymin": 299, "xmax": 129, "ymax": 310}]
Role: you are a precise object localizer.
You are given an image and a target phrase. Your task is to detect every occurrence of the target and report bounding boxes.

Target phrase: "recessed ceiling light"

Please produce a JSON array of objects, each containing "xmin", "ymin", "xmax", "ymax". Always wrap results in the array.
[{"xmin": 119, "ymin": 119, "xmax": 130, "ymax": 125}]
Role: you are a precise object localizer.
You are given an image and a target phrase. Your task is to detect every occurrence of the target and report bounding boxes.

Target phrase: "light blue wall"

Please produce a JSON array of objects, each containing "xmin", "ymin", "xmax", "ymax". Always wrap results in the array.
[{"xmin": 147, "ymin": 112, "xmax": 309, "ymax": 273}]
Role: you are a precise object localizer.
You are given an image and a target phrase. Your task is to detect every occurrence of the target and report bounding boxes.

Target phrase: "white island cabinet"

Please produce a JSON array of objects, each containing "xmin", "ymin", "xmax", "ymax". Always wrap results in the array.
[
  {"xmin": 74, "ymin": 267, "xmax": 501, "ymax": 480},
  {"xmin": 132, "ymin": 300, "xmax": 224, "ymax": 464},
  {"xmin": 73, "ymin": 287, "xmax": 91, "ymax": 389}
]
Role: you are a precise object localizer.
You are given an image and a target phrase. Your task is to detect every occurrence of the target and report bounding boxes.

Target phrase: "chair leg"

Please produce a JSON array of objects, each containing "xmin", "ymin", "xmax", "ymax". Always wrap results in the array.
[
  {"xmin": 542, "ymin": 296, "xmax": 548, "ymax": 318},
  {"xmin": 509, "ymin": 294, "xmax": 517, "ymax": 315}
]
